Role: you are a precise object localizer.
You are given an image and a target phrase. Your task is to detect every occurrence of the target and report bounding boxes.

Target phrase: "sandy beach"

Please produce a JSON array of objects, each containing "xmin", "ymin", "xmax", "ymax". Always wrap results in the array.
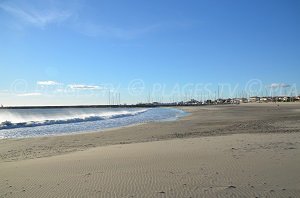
[{"xmin": 0, "ymin": 103, "xmax": 300, "ymax": 197}]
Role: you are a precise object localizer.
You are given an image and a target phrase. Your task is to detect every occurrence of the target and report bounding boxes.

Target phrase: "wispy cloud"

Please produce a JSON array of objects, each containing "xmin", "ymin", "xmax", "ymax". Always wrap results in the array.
[
  {"xmin": 0, "ymin": 0, "xmax": 188, "ymax": 39},
  {"xmin": 0, "ymin": 2, "xmax": 72, "ymax": 28},
  {"xmin": 37, "ymin": 81, "xmax": 61, "ymax": 86},
  {"xmin": 68, "ymin": 84, "xmax": 102, "ymax": 90},
  {"xmin": 17, "ymin": 92, "xmax": 42, "ymax": 96},
  {"xmin": 268, "ymin": 83, "xmax": 291, "ymax": 88},
  {"xmin": 0, "ymin": 90, "xmax": 9, "ymax": 93},
  {"xmin": 0, "ymin": 90, "xmax": 9, "ymax": 96}
]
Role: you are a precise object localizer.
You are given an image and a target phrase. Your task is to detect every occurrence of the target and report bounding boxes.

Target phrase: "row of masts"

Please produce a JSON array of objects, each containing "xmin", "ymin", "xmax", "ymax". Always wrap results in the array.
[
  {"xmin": 105, "ymin": 85, "xmax": 297, "ymax": 105},
  {"xmin": 107, "ymin": 91, "xmax": 121, "ymax": 105}
]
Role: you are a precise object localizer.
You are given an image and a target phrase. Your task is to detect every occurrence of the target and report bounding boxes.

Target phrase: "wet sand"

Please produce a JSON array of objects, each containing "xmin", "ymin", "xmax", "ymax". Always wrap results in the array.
[{"xmin": 0, "ymin": 103, "xmax": 300, "ymax": 197}]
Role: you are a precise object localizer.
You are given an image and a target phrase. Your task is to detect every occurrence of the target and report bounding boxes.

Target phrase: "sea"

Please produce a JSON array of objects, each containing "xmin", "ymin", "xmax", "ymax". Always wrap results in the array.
[{"xmin": 0, "ymin": 107, "xmax": 187, "ymax": 139}]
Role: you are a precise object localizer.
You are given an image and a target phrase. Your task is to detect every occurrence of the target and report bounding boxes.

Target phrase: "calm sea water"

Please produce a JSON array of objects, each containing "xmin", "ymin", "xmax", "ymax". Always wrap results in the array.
[{"xmin": 0, "ymin": 107, "xmax": 187, "ymax": 139}]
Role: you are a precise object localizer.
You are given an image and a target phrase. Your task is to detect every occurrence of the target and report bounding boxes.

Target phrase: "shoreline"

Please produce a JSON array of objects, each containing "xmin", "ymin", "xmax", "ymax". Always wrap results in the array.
[
  {"xmin": 0, "ymin": 107, "xmax": 187, "ymax": 139},
  {"xmin": 0, "ymin": 108, "xmax": 187, "ymax": 139},
  {"xmin": 0, "ymin": 103, "xmax": 299, "ymax": 162}
]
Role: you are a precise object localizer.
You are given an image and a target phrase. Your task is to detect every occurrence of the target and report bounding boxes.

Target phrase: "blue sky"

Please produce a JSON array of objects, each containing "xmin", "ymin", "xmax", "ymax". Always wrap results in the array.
[{"xmin": 0, "ymin": 0, "xmax": 299, "ymax": 105}]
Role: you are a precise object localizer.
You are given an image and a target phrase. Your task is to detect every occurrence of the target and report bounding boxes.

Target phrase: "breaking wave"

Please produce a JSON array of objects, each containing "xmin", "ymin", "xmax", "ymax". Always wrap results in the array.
[{"xmin": 0, "ymin": 109, "xmax": 148, "ymax": 130}]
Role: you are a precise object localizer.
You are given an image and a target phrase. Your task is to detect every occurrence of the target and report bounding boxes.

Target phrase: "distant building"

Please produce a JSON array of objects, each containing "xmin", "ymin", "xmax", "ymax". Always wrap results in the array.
[
  {"xmin": 186, "ymin": 99, "xmax": 201, "ymax": 105},
  {"xmin": 216, "ymin": 99, "xmax": 226, "ymax": 104},
  {"xmin": 283, "ymin": 96, "xmax": 291, "ymax": 102},
  {"xmin": 235, "ymin": 98, "xmax": 248, "ymax": 103},
  {"xmin": 205, "ymin": 100, "xmax": 213, "ymax": 104},
  {"xmin": 224, "ymin": 98, "xmax": 232, "ymax": 104},
  {"xmin": 249, "ymin": 96, "xmax": 260, "ymax": 103},
  {"xmin": 260, "ymin": 97, "xmax": 272, "ymax": 103}
]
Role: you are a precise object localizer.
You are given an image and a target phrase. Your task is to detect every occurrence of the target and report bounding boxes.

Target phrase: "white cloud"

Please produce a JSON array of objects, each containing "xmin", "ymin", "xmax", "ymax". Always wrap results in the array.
[
  {"xmin": 0, "ymin": 90, "xmax": 9, "ymax": 96},
  {"xmin": 17, "ymin": 92, "xmax": 42, "ymax": 96},
  {"xmin": 0, "ymin": 1, "xmax": 168, "ymax": 40},
  {"xmin": 0, "ymin": 90, "xmax": 9, "ymax": 93},
  {"xmin": 68, "ymin": 84, "xmax": 102, "ymax": 90},
  {"xmin": 0, "ymin": 2, "xmax": 72, "ymax": 28},
  {"xmin": 268, "ymin": 83, "xmax": 291, "ymax": 88},
  {"xmin": 37, "ymin": 81, "xmax": 61, "ymax": 86}
]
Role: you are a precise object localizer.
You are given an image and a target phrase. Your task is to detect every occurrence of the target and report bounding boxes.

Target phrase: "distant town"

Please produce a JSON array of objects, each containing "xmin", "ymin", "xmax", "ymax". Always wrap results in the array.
[
  {"xmin": 137, "ymin": 95, "xmax": 300, "ymax": 107},
  {"xmin": 1, "ymin": 95, "xmax": 300, "ymax": 109}
]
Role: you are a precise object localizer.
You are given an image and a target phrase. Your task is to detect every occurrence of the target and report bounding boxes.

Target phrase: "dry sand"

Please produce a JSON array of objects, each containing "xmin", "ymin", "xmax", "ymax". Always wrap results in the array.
[{"xmin": 0, "ymin": 103, "xmax": 300, "ymax": 197}]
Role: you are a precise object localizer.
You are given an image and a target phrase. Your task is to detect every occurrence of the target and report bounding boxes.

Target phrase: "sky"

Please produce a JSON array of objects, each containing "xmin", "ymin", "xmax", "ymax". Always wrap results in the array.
[{"xmin": 0, "ymin": 0, "xmax": 299, "ymax": 106}]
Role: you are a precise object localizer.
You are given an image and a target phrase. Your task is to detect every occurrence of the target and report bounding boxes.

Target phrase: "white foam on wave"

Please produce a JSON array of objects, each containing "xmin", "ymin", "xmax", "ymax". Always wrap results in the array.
[{"xmin": 0, "ymin": 109, "xmax": 149, "ymax": 130}]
